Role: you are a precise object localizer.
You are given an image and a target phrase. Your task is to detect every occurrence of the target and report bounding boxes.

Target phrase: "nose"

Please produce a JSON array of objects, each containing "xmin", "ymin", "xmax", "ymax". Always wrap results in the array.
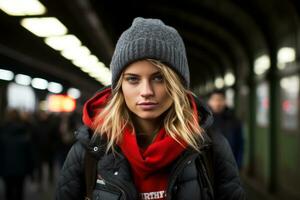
[{"xmin": 140, "ymin": 80, "xmax": 154, "ymax": 98}]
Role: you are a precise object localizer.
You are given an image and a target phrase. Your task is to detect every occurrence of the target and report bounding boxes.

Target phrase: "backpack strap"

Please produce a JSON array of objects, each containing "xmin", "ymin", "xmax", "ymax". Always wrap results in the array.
[
  {"xmin": 84, "ymin": 135, "xmax": 107, "ymax": 200},
  {"xmin": 84, "ymin": 150, "xmax": 97, "ymax": 200}
]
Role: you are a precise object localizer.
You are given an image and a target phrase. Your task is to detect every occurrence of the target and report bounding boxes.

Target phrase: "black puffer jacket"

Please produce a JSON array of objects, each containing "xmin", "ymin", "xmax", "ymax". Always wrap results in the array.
[{"xmin": 56, "ymin": 89, "xmax": 245, "ymax": 200}]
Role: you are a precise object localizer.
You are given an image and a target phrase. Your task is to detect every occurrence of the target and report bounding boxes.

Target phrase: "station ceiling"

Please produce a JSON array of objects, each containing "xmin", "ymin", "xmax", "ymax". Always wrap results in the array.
[{"xmin": 0, "ymin": 0, "xmax": 299, "ymax": 98}]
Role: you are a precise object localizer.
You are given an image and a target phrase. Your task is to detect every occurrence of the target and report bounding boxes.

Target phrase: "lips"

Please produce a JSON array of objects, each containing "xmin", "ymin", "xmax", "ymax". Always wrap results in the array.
[{"xmin": 137, "ymin": 102, "xmax": 158, "ymax": 110}]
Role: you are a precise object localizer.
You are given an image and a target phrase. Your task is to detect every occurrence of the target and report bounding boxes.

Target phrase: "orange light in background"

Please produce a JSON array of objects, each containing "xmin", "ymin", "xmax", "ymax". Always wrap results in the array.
[
  {"xmin": 63, "ymin": 96, "xmax": 76, "ymax": 112},
  {"xmin": 48, "ymin": 94, "xmax": 76, "ymax": 112}
]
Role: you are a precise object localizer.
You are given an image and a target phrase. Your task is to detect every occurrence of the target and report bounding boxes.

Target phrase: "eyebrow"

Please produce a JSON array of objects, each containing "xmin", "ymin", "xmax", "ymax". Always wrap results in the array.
[{"xmin": 123, "ymin": 71, "xmax": 161, "ymax": 76}]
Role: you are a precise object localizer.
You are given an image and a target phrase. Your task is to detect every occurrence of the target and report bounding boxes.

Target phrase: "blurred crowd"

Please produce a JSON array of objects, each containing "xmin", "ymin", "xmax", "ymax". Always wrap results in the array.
[{"xmin": 0, "ymin": 109, "xmax": 81, "ymax": 200}]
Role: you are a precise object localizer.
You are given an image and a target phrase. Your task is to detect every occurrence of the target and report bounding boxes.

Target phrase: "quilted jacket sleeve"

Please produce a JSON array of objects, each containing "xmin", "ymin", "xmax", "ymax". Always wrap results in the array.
[
  {"xmin": 211, "ymin": 130, "xmax": 246, "ymax": 200},
  {"xmin": 56, "ymin": 141, "xmax": 86, "ymax": 200}
]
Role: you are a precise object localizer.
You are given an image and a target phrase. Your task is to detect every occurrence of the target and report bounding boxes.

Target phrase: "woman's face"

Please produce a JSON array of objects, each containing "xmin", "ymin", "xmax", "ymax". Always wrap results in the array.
[{"xmin": 121, "ymin": 60, "xmax": 173, "ymax": 121}]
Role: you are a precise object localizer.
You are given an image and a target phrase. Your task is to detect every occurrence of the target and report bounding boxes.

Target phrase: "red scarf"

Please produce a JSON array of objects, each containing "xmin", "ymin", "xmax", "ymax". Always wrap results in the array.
[{"xmin": 119, "ymin": 127, "xmax": 186, "ymax": 200}]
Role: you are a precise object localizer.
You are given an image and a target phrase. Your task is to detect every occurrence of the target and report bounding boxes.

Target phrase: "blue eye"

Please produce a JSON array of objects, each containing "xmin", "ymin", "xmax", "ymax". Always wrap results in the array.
[
  {"xmin": 153, "ymin": 75, "xmax": 164, "ymax": 82},
  {"xmin": 125, "ymin": 76, "xmax": 139, "ymax": 84}
]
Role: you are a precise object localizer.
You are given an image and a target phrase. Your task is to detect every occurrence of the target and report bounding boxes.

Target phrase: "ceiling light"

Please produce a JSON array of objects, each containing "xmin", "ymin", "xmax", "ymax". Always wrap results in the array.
[
  {"xmin": 72, "ymin": 55, "xmax": 98, "ymax": 70},
  {"xmin": 280, "ymin": 76, "xmax": 299, "ymax": 93},
  {"xmin": 254, "ymin": 54, "xmax": 270, "ymax": 75},
  {"xmin": 20, "ymin": 17, "xmax": 67, "ymax": 37},
  {"xmin": 215, "ymin": 77, "xmax": 224, "ymax": 89},
  {"xmin": 79, "ymin": 55, "xmax": 98, "ymax": 66},
  {"xmin": 45, "ymin": 34, "xmax": 82, "ymax": 51},
  {"xmin": 78, "ymin": 64, "xmax": 94, "ymax": 73},
  {"xmin": 0, "ymin": 0, "xmax": 46, "ymax": 16},
  {"xmin": 31, "ymin": 77, "xmax": 48, "ymax": 90},
  {"xmin": 7, "ymin": 83, "xmax": 36, "ymax": 111},
  {"xmin": 88, "ymin": 62, "xmax": 109, "ymax": 74},
  {"xmin": 48, "ymin": 82, "xmax": 63, "ymax": 93},
  {"xmin": 224, "ymin": 72, "xmax": 235, "ymax": 86},
  {"xmin": 91, "ymin": 70, "xmax": 112, "ymax": 85},
  {"xmin": 67, "ymin": 88, "xmax": 81, "ymax": 99},
  {"xmin": 15, "ymin": 74, "xmax": 31, "ymax": 86},
  {"xmin": 61, "ymin": 46, "xmax": 90, "ymax": 60},
  {"xmin": 0, "ymin": 69, "xmax": 14, "ymax": 81},
  {"xmin": 95, "ymin": 76, "xmax": 111, "ymax": 86},
  {"xmin": 277, "ymin": 47, "xmax": 295, "ymax": 70},
  {"xmin": 74, "ymin": 61, "xmax": 112, "ymax": 86}
]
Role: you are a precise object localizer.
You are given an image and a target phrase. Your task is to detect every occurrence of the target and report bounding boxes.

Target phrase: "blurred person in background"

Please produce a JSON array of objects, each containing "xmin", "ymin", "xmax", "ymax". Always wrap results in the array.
[
  {"xmin": 0, "ymin": 109, "xmax": 34, "ymax": 200},
  {"xmin": 56, "ymin": 112, "xmax": 77, "ymax": 168},
  {"xmin": 32, "ymin": 111, "xmax": 59, "ymax": 185},
  {"xmin": 208, "ymin": 90, "xmax": 244, "ymax": 170},
  {"xmin": 56, "ymin": 17, "xmax": 245, "ymax": 200}
]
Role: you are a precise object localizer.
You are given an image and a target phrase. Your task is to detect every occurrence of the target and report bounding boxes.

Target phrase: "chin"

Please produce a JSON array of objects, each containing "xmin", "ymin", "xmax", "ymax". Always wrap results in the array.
[{"xmin": 135, "ymin": 112, "xmax": 162, "ymax": 120}]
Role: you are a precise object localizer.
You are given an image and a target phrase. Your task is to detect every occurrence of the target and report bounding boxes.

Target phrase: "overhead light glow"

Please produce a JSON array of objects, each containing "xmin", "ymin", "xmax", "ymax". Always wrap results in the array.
[
  {"xmin": 0, "ymin": 69, "xmax": 14, "ymax": 81},
  {"xmin": 67, "ymin": 88, "xmax": 81, "ymax": 99},
  {"xmin": 45, "ymin": 34, "xmax": 82, "ymax": 51},
  {"xmin": 277, "ymin": 47, "xmax": 295, "ymax": 70},
  {"xmin": 7, "ymin": 83, "xmax": 36, "ymax": 111},
  {"xmin": 280, "ymin": 76, "xmax": 299, "ymax": 94},
  {"xmin": 224, "ymin": 72, "xmax": 235, "ymax": 86},
  {"xmin": 95, "ymin": 76, "xmax": 111, "ymax": 86},
  {"xmin": 61, "ymin": 46, "xmax": 90, "ymax": 60},
  {"xmin": 73, "ymin": 60, "xmax": 112, "ymax": 86},
  {"xmin": 73, "ymin": 55, "xmax": 98, "ymax": 67},
  {"xmin": 48, "ymin": 82, "xmax": 63, "ymax": 93},
  {"xmin": 215, "ymin": 77, "xmax": 224, "ymax": 89},
  {"xmin": 254, "ymin": 54, "xmax": 270, "ymax": 75},
  {"xmin": 15, "ymin": 74, "xmax": 31, "ymax": 86},
  {"xmin": 31, "ymin": 77, "xmax": 48, "ymax": 90},
  {"xmin": 20, "ymin": 17, "xmax": 67, "ymax": 37},
  {"xmin": 87, "ymin": 63, "xmax": 110, "ymax": 75},
  {"xmin": 92, "ymin": 64, "xmax": 112, "ymax": 86},
  {"xmin": 0, "ymin": 0, "xmax": 46, "ymax": 16}
]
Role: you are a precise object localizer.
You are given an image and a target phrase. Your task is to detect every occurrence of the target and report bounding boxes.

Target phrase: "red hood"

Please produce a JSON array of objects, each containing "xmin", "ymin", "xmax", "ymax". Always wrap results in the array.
[
  {"xmin": 82, "ymin": 87, "xmax": 112, "ymax": 128},
  {"xmin": 82, "ymin": 87, "xmax": 200, "ymax": 129}
]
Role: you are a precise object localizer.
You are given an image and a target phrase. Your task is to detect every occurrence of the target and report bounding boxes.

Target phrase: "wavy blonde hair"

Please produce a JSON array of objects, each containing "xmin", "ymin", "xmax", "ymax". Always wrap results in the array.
[{"xmin": 93, "ymin": 59, "xmax": 204, "ymax": 152}]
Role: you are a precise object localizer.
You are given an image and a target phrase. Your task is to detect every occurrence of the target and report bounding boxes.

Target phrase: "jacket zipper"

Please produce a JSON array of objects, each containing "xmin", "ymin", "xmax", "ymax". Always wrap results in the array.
[
  {"xmin": 104, "ymin": 179, "xmax": 127, "ymax": 200},
  {"xmin": 100, "ymin": 172, "xmax": 137, "ymax": 200},
  {"xmin": 166, "ymin": 152, "xmax": 198, "ymax": 200},
  {"xmin": 166, "ymin": 144, "xmax": 210, "ymax": 200}
]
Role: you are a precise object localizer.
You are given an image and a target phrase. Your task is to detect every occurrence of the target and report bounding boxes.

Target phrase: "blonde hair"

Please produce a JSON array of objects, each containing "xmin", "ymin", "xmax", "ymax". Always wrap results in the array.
[{"xmin": 93, "ymin": 59, "xmax": 204, "ymax": 152}]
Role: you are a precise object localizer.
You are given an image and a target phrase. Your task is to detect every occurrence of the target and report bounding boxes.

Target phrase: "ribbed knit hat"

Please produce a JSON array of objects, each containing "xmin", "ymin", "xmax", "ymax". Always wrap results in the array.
[{"xmin": 110, "ymin": 17, "xmax": 190, "ymax": 88}]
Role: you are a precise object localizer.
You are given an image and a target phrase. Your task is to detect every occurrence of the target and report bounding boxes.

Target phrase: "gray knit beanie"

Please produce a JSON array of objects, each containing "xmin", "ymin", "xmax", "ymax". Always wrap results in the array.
[{"xmin": 110, "ymin": 17, "xmax": 190, "ymax": 88}]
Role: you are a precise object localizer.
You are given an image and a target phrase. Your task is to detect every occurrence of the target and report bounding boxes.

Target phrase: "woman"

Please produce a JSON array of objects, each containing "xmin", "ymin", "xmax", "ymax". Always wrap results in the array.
[{"xmin": 56, "ymin": 17, "xmax": 245, "ymax": 200}]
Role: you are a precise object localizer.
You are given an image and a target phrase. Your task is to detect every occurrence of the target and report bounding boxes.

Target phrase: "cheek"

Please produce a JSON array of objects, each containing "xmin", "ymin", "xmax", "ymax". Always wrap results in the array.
[
  {"xmin": 159, "ymin": 89, "xmax": 173, "ymax": 108},
  {"xmin": 122, "ymin": 84, "xmax": 136, "ymax": 107},
  {"xmin": 164, "ymin": 97, "xmax": 173, "ymax": 109}
]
